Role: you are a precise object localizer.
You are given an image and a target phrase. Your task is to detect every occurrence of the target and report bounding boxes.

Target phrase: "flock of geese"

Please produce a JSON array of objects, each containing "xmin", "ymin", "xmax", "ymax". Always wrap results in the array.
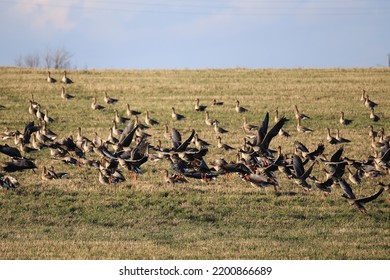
[{"xmin": 0, "ymin": 71, "xmax": 389, "ymax": 215}]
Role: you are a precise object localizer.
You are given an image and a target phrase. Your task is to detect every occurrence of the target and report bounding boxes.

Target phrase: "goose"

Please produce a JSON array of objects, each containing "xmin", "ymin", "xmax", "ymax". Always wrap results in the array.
[
  {"xmin": 326, "ymin": 128, "xmax": 339, "ymax": 145},
  {"xmin": 339, "ymin": 111, "xmax": 352, "ymax": 125},
  {"xmin": 243, "ymin": 172, "xmax": 278, "ymax": 191},
  {"xmin": 213, "ymin": 121, "xmax": 228, "ymax": 134},
  {"xmin": 378, "ymin": 182, "xmax": 390, "ymax": 203},
  {"xmin": 296, "ymin": 118, "xmax": 313, "ymax": 133},
  {"xmin": 126, "ymin": 103, "xmax": 141, "ymax": 116},
  {"xmin": 0, "ymin": 144, "xmax": 23, "ymax": 158},
  {"xmin": 347, "ymin": 167, "xmax": 362, "ymax": 185},
  {"xmin": 111, "ymin": 120, "xmax": 123, "ymax": 136},
  {"xmin": 274, "ymin": 108, "xmax": 281, "ymax": 123},
  {"xmin": 369, "ymin": 108, "xmax": 380, "ymax": 122},
  {"xmin": 162, "ymin": 169, "xmax": 188, "ymax": 184},
  {"xmin": 194, "ymin": 134, "xmax": 210, "ymax": 149},
  {"xmin": 364, "ymin": 95, "xmax": 378, "ymax": 109},
  {"xmin": 294, "ymin": 105, "xmax": 310, "ymax": 120},
  {"xmin": 44, "ymin": 109, "xmax": 54, "ymax": 123},
  {"xmin": 42, "ymin": 166, "xmax": 68, "ymax": 180},
  {"xmin": 335, "ymin": 129, "xmax": 350, "ymax": 143},
  {"xmin": 0, "ymin": 174, "xmax": 19, "ymax": 190},
  {"xmin": 217, "ymin": 136, "xmax": 234, "ymax": 151},
  {"xmin": 91, "ymin": 97, "xmax": 105, "ymax": 110},
  {"xmin": 289, "ymin": 154, "xmax": 316, "ymax": 191},
  {"xmin": 61, "ymin": 86, "xmax": 74, "ymax": 100},
  {"xmin": 243, "ymin": 116, "xmax": 258, "ymax": 131},
  {"xmin": 145, "ymin": 111, "xmax": 159, "ymax": 126},
  {"xmin": 47, "ymin": 71, "xmax": 57, "ymax": 83},
  {"xmin": 339, "ymin": 178, "xmax": 384, "ymax": 214},
  {"xmin": 103, "ymin": 91, "xmax": 118, "ymax": 105},
  {"xmin": 61, "ymin": 70, "xmax": 73, "ymax": 84},
  {"xmin": 205, "ymin": 111, "xmax": 216, "ymax": 126},
  {"xmin": 194, "ymin": 98, "xmax": 207, "ymax": 112},
  {"xmin": 2, "ymin": 158, "xmax": 37, "ymax": 172},
  {"xmin": 212, "ymin": 99, "xmax": 224, "ymax": 106},
  {"xmin": 368, "ymin": 125, "xmax": 377, "ymax": 138},
  {"xmin": 235, "ymin": 100, "xmax": 248, "ymax": 113},
  {"xmin": 171, "ymin": 107, "xmax": 185, "ymax": 121},
  {"xmin": 309, "ymin": 176, "xmax": 333, "ymax": 194},
  {"xmin": 114, "ymin": 109, "xmax": 129, "ymax": 124},
  {"xmin": 360, "ymin": 89, "xmax": 366, "ymax": 102}
]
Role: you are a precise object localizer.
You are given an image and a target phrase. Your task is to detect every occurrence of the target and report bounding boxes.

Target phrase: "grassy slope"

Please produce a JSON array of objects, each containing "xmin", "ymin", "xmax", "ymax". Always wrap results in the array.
[{"xmin": 0, "ymin": 67, "xmax": 389, "ymax": 259}]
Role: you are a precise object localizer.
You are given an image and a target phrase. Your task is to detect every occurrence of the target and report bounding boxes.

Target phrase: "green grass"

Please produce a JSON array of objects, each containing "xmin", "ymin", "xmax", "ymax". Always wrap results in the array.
[{"xmin": 0, "ymin": 67, "xmax": 389, "ymax": 259}]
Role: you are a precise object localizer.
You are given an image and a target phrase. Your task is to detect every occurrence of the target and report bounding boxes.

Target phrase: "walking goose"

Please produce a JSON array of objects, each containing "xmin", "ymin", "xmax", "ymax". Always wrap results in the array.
[
  {"xmin": 213, "ymin": 121, "xmax": 228, "ymax": 134},
  {"xmin": 61, "ymin": 70, "xmax": 73, "ymax": 84},
  {"xmin": 364, "ymin": 95, "xmax": 378, "ymax": 109},
  {"xmin": 326, "ymin": 128, "xmax": 339, "ymax": 145},
  {"xmin": 217, "ymin": 136, "xmax": 234, "ymax": 151},
  {"xmin": 369, "ymin": 108, "xmax": 380, "ymax": 122},
  {"xmin": 47, "ymin": 71, "xmax": 57, "ymax": 83},
  {"xmin": 335, "ymin": 129, "xmax": 351, "ymax": 143},
  {"xmin": 162, "ymin": 169, "xmax": 188, "ymax": 184},
  {"xmin": 205, "ymin": 111, "xmax": 216, "ymax": 126},
  {"xmin": 145, "ymin": 111, "xmax": 159, "ymax": 126}
]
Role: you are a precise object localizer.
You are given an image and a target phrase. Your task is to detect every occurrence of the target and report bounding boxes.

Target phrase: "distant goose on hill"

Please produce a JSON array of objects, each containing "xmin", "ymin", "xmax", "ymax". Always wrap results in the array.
[
  {"xmin": 61, "ymin": 86, "xmax": 74, "ymax": 100},
  {"xmin": 212, "ymin": 99, "xmax": 224, "ymax": 106},
  {"xmin": 91, "ymin": 97, "xmax": 105, "ymax": 110},
  {"xmin": 235, "ymin": 100, "xmax": 248, "ymax": 113},
  {"xmin": 47, "ymin": 71, "xmax": 57, "ymax": 83},
  {"xmin": 61, "ymin": 71, "xmax": 73, "ymax": 84},
  {"xmin": 103, "ymin": 91, "xmax": 118, "ymax": 104}
]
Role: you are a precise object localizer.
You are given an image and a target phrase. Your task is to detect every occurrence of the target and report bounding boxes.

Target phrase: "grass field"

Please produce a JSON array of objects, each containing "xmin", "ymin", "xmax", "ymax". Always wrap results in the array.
[{"xmin": 0, "ymin": 67, "xmax": 389, "ymax": 259}]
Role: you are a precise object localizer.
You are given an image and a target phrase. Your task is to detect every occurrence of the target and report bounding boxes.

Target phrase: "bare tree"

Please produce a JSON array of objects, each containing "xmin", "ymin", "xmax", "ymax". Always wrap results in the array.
[
  {"xmin": 24, "ymin": 52, "xmax": 41, "ymax": 68},
  {"xmin": 15, "ymin": 47, "xmax": 74, "ymax": 69},
  {"xmin": 52, "ymin": 47, "xmax": 73, "ymax": 69}
]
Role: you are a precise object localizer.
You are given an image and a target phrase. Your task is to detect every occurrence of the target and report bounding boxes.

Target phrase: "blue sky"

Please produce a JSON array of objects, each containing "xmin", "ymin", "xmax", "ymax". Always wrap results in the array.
[{"xmin": 1, "ymin": 0, "xmax": 389, "ymax": 69}]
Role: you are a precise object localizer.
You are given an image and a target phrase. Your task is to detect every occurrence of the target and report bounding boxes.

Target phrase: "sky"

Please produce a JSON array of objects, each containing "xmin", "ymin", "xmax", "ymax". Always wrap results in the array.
[{"xmin": 0, "ymin": 0, "xmax": 389, "ymax": 69}]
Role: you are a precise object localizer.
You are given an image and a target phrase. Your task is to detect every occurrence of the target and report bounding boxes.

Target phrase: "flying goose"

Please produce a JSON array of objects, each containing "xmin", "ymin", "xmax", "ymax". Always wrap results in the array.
[
  {"xmin": 103, "ymin": 91, "xmax": 118, "ymax": 104},
  {"xmin": 2, "ymin": 158, "xmax": 37, "ymax": 172},
  {"xmin": 61, "ymin": 86, "xmax": 74, "ymax": 100},
  {"xmin": 61, "ymin": 70, "xmax": 73, "ymax": 84},
  {"xmin": 290, "ymin": 154, "xmax": 316, "ymax": 191},
  {"xmin": 47, "ymin": 71, "xmax": 57, "ymax": 83},
  {"xmin": 339, "ymin": 178, "xmax": 384, "ymax": 214},
  {"xmin": 235, "ymin": 100, "xmax": 248, "ymax": 113}
]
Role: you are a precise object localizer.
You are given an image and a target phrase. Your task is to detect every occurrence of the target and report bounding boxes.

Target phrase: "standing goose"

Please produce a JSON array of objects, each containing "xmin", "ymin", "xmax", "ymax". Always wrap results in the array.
[
  {"xmin": 114, "ymin": 109, "xmax": 129, "ymax": 124},
  {"xmin": 213, "ymin": 121, "xmax": 228, "ymax": 134},
  {"xmin": 194, "ymin": 98, "xmax": 207, "ymax": 112},
  {"xmin": 294, "ymin": 105, "xmax": 310, "ymax": 120},
  {"xmin": 205, "ymin": 111, "xmax": 216, "ymax": 126},
  {"xmin": 47, "ymin": 71, "xmax": 57, "ymax": 83},
  {"xmin": 103, "ymin": 91, "xmax": 118, "ymax": 105},
  {"xmin": 145, "ymin": 111, "xmax": 159, "ymax": 126},
  {"xmin": 364, "ymin": 95, "xmax": 378, "ymax": 109},
  {"xmin": 339, "ymin": 111, "xmax": 352, "ymax": 125},
  {"xmin": 61, "ymin": 86, "xmax": 74, "ymax": 100},
  {"xmin": 335, "ymin": 129, "xmax": 351, "ymax": 143},
  {"xmin": 360, "ymin": 89, "xmax": 366, "ymax": 102},
  {"xmin": 91, "ymin": 97, "xmax": 105, "ymax": 110},
  {"xmin": 171, "ymin": 107, "xmax": 185, "ymax": 121},
  {"xmin": 126, "ymin": 103, "xmax": 141, "ymax": 116},
  {"xmin": 326, "ymin": 128, "xmax": 339, "ymax": 145},
  {"xmin": 296, "ymin": 118, "xmax": 313, "ymax": 133},
  {"xmin": 61, "ymin": 70, "xmax": 73, "ymax": 84},
  {"xmin": 194, "ymin": 134, "xmax": 210, "ymax": 150},
  {"xmin": 235, "ymin": 100, "xmax": 248, "ymax": 113},
  {"xmin": 217, "ymin": 136, "xmax": 234, "ymax": 151},
  {"xmin": 369, "ymin": 108, "xmax": 380, "ymax": 122},
  {"xmin": 162, "ymin": 169, "xmax": 188, "ymax": 184}
]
